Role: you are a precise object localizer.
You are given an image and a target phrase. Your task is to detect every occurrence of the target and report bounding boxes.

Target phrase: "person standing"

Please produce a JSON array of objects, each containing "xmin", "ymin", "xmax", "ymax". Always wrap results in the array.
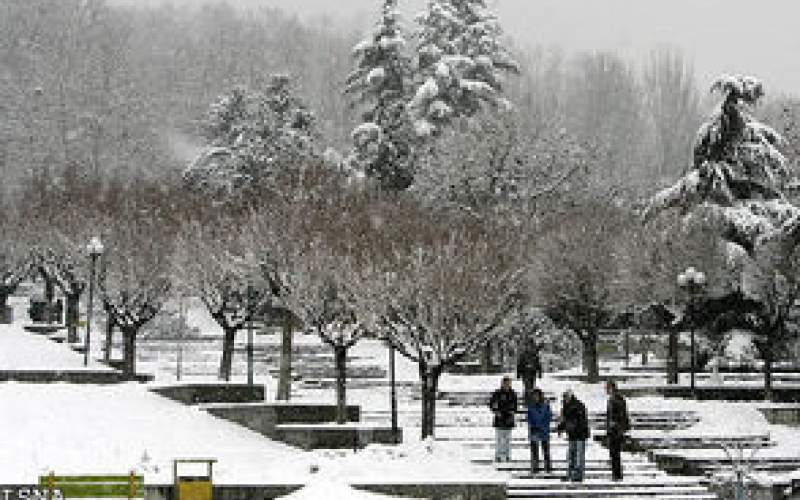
[
  {"xmin": 605, "ymin": 380, "xmax": 630, "ymax": 481},
  {"xmin": 526, "ymin": 388, "xmax": 552, "ymax": 474},
  {"xmin": 489, "ymin": 375, "xmax": 518, "ymax": 462},
  {"xmin": 517, "ymin": 341, "xmax": 542, "ymax": 398},
  {"xmin": 557, "ymin": 389, "xmax": 589, "ymax": 482}
]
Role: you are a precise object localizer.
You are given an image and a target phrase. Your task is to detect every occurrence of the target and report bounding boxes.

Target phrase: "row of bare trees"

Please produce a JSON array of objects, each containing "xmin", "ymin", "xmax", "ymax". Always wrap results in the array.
[{"xmin": 2, "ymin": 156, "xmax": 797, "ymax": 435}]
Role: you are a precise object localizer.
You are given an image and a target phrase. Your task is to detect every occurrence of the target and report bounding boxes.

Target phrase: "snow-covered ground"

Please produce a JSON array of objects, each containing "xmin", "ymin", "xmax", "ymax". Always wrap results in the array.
[
  {"xmin": 0, "ymin": 321, "xmax": 113, "ymax": 372},
  {"xmin": 4, "ymin": 292, "xmax": 800, "ymax": 491}
]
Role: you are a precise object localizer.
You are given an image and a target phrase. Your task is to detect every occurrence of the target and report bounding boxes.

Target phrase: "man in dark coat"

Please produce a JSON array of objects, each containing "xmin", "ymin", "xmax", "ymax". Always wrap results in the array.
[
  {"xmin": 489, "ymin": 375, "xmax": 518, "ymax": 462},
  {"xmin": 556, "ymin": 389, "xmax": 589, "ymax": 482},
  {"xmin": 517, "ymin": 342, "xmax": 542, "ymax": 399},
  {"xmin": 605, "ymin": 380, "xmax": 630, "ymax": 481}
]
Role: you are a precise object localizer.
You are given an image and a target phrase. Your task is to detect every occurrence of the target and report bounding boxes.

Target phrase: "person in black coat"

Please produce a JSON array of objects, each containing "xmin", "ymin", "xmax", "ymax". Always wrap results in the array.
[
  {"xmin": 556, "ymin": 390, "xmax": 589, "ymax": 482},
  {"xmin": 516, "ymin": 341, "xmax": 542, "ymax": 398},
  {"xmin": 605, "ymin": 380, "xmax": 630, "ymax": 481},
  {"xmin": 489, "ymin": 375, "xmax": 518, "ymax": 462}
]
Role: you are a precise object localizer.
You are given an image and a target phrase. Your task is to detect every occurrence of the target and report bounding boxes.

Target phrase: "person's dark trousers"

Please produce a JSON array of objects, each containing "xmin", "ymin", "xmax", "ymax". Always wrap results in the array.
[
  {"xmin": 608, "ymin": 433, "xmax": 624, "ymax": 480},
  {"xmin": 530, "ymin": 440, "xmax": 551, "ymax": 473}
]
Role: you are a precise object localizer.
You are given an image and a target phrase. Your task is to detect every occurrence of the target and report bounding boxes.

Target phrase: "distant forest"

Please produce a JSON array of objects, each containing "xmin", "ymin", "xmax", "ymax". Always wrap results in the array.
[{"xmin": 1, "ymin": 0, "xmax": 798, "ymax": 201}]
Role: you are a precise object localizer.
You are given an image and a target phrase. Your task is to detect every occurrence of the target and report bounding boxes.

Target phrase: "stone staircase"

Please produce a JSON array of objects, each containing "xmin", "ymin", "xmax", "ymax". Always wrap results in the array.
[{"xmin": 465, "ymin": 435, "xmax": 719, "ymax": 499}]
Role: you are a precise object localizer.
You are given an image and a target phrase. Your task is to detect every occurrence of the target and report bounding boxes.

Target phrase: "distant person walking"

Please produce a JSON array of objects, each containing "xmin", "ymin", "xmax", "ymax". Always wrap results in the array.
[
  {"xmin": 517, "ymin": 341, "xmax": 542, "ymax": 398},
  {"xmin": 557, "ymin": 389, "xmax": 589, "ymax": 482},
  {"xmin": 605, "ymin": 380, "xmax": 630, "ymax": 481},
  {"xmin": 489, "ymin": 375, "xmax": 518, "ymax": 462},
  {"xmin": 526, "ymin": 388, "xmax": 552, "ymax": 474}
]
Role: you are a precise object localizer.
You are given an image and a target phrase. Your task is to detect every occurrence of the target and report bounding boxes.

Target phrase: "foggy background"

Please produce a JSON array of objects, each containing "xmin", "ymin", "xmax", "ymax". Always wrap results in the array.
[{"xmin": 110, "ymin": 0, "xmax": 800, "ymax": 93}]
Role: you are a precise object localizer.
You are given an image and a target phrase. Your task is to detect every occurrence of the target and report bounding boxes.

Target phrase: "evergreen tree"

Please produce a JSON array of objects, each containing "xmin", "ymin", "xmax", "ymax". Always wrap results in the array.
[
  {"xmin": 184, "ymin": 75, "xmax": 320, "ymax": 199},
  {"xmin": 410, "ymin": 0, "xmax": 519, "ymax": 138},
  {"xmin": 644, "ymin": 75, "xmax": 800, "ymax": 397},
  {"xmin": 345, "ymin": 0, "xmax": 415, "ymax": 190},
  {"xmin": 644, "ymin": 74, "xmax": 796, "ymax": 257}
]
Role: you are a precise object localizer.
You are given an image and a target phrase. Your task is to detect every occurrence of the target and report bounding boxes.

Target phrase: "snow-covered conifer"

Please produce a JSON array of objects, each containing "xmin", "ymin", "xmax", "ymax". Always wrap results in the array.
[
  {"xmin": 184, "ymin": 75, "xmax": 320, "ymax": 199},
  {"xmin": 411, "ymin": 0, "xmax": 519, "ymax": 137},
  {"xmin": 643, "ymin": 75, "xmax": 798, "ymax": 256},
  {"xmin": 345, "ymin": 0, "xmax": 415, "ymax": 190}
]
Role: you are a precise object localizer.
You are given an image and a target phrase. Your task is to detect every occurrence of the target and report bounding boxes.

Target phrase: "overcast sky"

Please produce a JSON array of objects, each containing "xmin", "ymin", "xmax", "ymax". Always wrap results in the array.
[{"xmin": 116, "ymin": 0, "xmax": 800, "ymax": 96}]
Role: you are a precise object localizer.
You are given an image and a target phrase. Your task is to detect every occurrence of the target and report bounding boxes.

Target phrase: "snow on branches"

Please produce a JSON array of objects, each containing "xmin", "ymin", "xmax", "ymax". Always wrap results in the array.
[
  {"xmin": 411, "ymin": 0, "xmax": 519, "ymax": 137},
  {"xmin": 184, "ymin": 75, "xmax": 320, "ymax": 200},
  {"xmin": 346, "ymin": 0, "xmax": 415, "ymax": 190},
  {"xmin": 643, "ymin": 75, "xmax": 800, "ymax": 259}
]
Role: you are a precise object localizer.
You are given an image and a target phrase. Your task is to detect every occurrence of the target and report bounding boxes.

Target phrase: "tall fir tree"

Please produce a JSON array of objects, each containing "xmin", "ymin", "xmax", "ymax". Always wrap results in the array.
[
  {"xmin": 345, "ymin": 0, "xmax": 415, "ymax": 190},
  {"xmin": 411, "ymin": 0, "xmax": 519, "ymax": 138}
]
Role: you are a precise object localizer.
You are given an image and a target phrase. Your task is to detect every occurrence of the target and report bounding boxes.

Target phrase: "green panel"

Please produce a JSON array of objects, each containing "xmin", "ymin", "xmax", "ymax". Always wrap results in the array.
[
  {"xmin": 39, "ymin": 475, "xmax": 143, "ymax": 484},
  {"xmin": 36, "ymin": 483, "xmax": 144, "ymax": 498},
  {"xmin": 57, "ymin": 484, "xmax": 144, "ymax": 498}
]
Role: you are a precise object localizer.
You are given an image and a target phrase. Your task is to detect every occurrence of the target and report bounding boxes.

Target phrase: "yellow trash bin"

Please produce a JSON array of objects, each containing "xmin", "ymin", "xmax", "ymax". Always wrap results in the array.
[{"xmin": 173, "ymin": 458, "xmax": 216, "ymax": 500}]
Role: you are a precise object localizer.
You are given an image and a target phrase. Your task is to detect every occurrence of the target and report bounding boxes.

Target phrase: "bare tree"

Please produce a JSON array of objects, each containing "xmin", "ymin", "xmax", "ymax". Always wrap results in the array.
[
  {"xmin": 350, "ymin": 220, "xmax": 527, "ymax": 438},
  {"xmin": 173, "ymin": 218, "xmax": 274, "ymax": 381},
  {"xmin": 279, "ymin": 241, "xmax": 368, "ymax": 424},
  {"xmin": 537, "ymin": 203, "xmax": 629, "ymax": 383},
  {"xmin": 98, "ymin": 217, "xmax": 172, "ymax": 378},
  {"xmin": 642, "ymin": 48, "xmax": 701, "ymax": 181}
]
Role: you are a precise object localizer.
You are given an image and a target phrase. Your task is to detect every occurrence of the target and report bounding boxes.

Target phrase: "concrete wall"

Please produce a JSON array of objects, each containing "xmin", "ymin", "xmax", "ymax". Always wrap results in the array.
[
  {"xmin": 622, "ymin": 386, "xmax": 800, "ymax": 402},
  {"xmin": 355, "ymin": 482, "xmax": 506, "ymax": 500},
  {"xmin": 204, "ymin": 403, "xmax": 359, "ymax": 439},
  {"xmin": 143, "ymin": 482, "xmax": 504, "ymax": 500},
  {"xmin": 145, "ymin": 484, "xmax": 302, "ymax": 500},
  {"xmin": 759, "ymin": 406, "xmax": 800, "ymax": 427},
  {"xmin": 150, "ymin": 384, "xmax": 265, "ymax": 405},
  {"xmin": 0, "ymin": 370, "xmax": 150, "ymax": 384},
  {"xmin": 275, "ymin": 425, "xmax": 401, "ymax": 450}
]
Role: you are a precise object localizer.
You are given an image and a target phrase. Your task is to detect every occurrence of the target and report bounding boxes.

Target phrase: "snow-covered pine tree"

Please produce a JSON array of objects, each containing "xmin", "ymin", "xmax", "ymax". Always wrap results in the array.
[
  {"xmin": 643, "ymin": 74, "xmax": 798, "ymax": 258},
  {"xmin": 345, "ymin": 0, "xmax": 415, "ymax": 190},
  {"xmin": 410, "ymin": 0, "xmax": 519, "ymax": 138},
  {"xmin": 643, "ymin": 75, "xmax": 800, "ymax": 397},
  {"xmin": 184, "ymin": 75, "xmax": 320, "ymax": 199}
]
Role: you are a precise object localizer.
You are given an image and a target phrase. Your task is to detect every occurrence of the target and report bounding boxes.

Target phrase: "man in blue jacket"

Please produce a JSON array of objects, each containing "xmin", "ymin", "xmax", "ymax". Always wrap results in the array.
[{"xmin": 526, "ymin": 388, "xmax": 552, "ymax": 474}]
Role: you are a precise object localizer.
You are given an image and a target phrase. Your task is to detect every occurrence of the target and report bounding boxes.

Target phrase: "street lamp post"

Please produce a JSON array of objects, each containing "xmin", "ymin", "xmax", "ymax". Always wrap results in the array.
[
  {"xmin": 85, "ymin": 237, "xmax": 104, "ymax": 366},
  {"xmin": 677, "ymin": 266, "xmax": 706, "ymax": 394},
  {"xmin": 389, "ymin": 342, "xmax": 398, "ymax": 444}
]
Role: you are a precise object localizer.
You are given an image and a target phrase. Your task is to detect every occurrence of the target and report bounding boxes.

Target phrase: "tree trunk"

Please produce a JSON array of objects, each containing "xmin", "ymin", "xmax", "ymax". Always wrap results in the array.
[
  {"xmin": 764, "ymin": 342, "xmax": 773, "ymax": 402},
  {"xmin": 104, "ymin": 315, "xmax": 114, "ymax": 363},
  {"xmin": 44, "ymin": 276, "xmax": 54, "ymax": 304},
  {"xmin": 641, "ymin": 334, "xmax": 649, "ymax": 366},
  {"xmin": 667, "ymin": 329, "xmax": 678, "ymax": 385},
  {"xmin": 481, "ymin": 342, "xmax": 493, "ymax": 374},
  {"xmin": 219, "ymin": 326, "xmax": 237, "ymax": 382},
  {"xmin": 334, "ymin": 345, "xmax": 347, "ymax": 424},
  {"xmin": 276, "ymin": 318, "xmax": 293, "ymax": 400},
  {"xmin": 122, "ymin": 327, "xmax": 137, "ymax": 378},
  {"xmin": 66, "ymin": 292, "xmax": 80, "ymax": 343},
  {"xmin": 583, "ymin": 333, "xmax": 599, "ymax": 383},
  {"xmin": 0, "ymin": 288, "xmax": 11, "ymax": 323},
  {"xmin": 420, "ymin": 365, "xmax": 441, "ymax": 439}
]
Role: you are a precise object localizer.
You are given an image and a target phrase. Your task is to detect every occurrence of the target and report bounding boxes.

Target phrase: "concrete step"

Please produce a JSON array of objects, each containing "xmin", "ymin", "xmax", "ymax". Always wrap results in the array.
[
  {"xmin": 508, "ymin": 479, "xmax": 706, "ymax": 489},
  {"xmin": 509, "ymin": 471, "xmax": 669, "ymax": 481},
  {"xmin": 507, "ymin": 486, "xmax": 712, "ymax": 497},
  {"xmin": 508, "ymin": 495, "xmax": 716, "ymax": 500}
]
